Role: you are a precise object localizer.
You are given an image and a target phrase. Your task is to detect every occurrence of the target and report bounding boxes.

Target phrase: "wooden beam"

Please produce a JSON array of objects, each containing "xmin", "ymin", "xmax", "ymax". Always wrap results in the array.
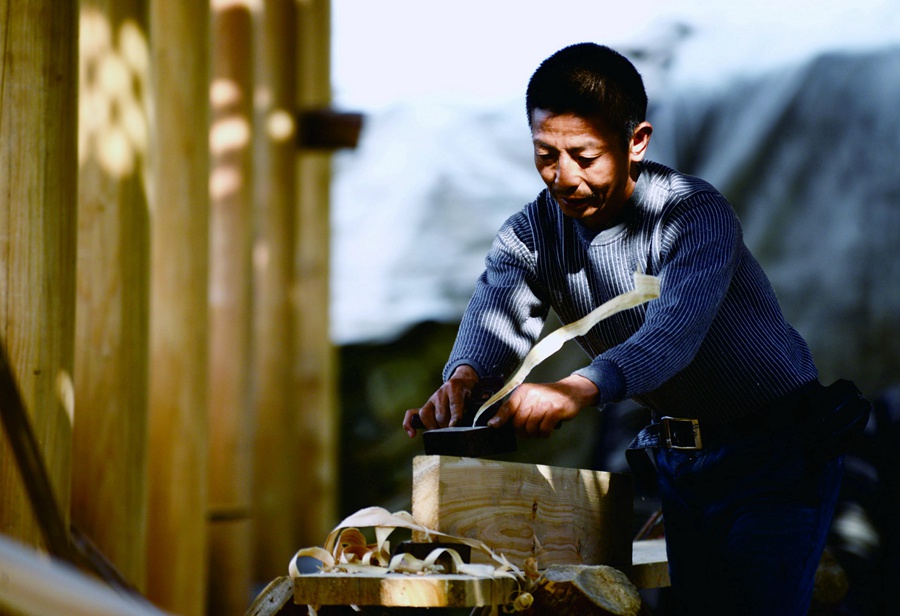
[
  {"xmin": 0, "ymin": 0, "xmax": 78, "ymax": 551},
  {"xmin": 412, "ymin": 456, "xmax": 634, "ymax": 570},
  {"xmin": 146, "ymin": 1, "xmax": 211, "ymax": 614},
  {"xmin": 72, "ymin": 2, "xmax": 152, "ymax": 590}
]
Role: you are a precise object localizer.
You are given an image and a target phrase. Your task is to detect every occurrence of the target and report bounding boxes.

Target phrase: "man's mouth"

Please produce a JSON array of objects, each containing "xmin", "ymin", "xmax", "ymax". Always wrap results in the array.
[{"xmin": 557, "ymin": 196, "xmax": 596, "ymax": 211}]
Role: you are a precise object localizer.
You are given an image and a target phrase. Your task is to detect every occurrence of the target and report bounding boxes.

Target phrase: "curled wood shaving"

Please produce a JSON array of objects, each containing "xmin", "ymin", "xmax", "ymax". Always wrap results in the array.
[
  {"xmin": 290, "ymin": 506, "xmax": 523, "ymax": 580},
  {"xmin": 473, "ymin": 270, "xmax": 661, "ymax": 424},
  {"xmin": 386, "ymin": 552, "xmax": 442, "ymax": 574},
  {"xmin": 511, "ymin": 591, "xmax": 534, "ymax": 610}
]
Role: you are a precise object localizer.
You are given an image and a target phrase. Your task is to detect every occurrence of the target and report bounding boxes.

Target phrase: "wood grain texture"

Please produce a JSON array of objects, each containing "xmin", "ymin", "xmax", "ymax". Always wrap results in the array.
[
  {"xmin": 520, "ymin": 564, "xmax": 642, "ymax": 616},
  {"xmin": 72, "ymin": 0, "xmax": 151, "ymax": 590},
  {"xmin": 412, "ymin": 456, "xmax": 633, "ymax": 569},
  {"xmin": 290, "ymin": 540, "xmax": 669, "ymax": 610},
  {"xmin": 293, "ymin": 572, "xmax": 518, "ymax": 608},
  {"xmin": 0, "ymin": 0, "xmax": 78, "ymax": 548},
  {"xmin": 145, "ymin": 1, "xmax": 210, "ymax": 614}
]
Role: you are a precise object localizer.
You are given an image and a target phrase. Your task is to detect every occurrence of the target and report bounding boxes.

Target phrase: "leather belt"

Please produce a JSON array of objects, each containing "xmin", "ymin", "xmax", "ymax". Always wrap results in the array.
[
  {"xmin": 628, "ymin": 381, "xmax": 823, "ymax": 454},
  {"xmin": 630, "ymin": 416, "xmax": 704, "ymax": 451}
]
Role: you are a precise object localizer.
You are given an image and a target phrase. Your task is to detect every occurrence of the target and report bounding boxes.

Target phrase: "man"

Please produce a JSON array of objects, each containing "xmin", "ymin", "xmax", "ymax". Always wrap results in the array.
[{"xmin": 403, "ymin": 43, "xmax": 847, "ymax": 615}]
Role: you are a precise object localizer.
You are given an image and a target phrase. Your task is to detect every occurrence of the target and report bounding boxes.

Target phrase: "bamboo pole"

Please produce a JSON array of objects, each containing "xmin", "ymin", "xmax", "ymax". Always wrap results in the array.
[
  {"xmin": 145, "ymin": 0, "xmax": 211, "ymax": 614},
  {"xmin": 293, "ymin": 0, "xmax": 338, "ymax": 547},
  {"xmin": 250, "ymin": 0, "xmax": 300, "ymax": 582},
  {"xmin": 72, "ymin": 1, "xmax": 152, "ymax": 590},
  {"xmin": 0, "ymin": 0, "xmax": 78, "ymax": 549},
  {"xmin": 207, "ymin": 0, "xmax": 255, "ymax": 612}
]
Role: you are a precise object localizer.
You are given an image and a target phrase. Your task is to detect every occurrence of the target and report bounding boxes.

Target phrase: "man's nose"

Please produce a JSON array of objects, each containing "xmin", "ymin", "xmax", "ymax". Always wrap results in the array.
[{"xmin": 554, "ymin": 155, "xmax": 582, "ymax": 189}]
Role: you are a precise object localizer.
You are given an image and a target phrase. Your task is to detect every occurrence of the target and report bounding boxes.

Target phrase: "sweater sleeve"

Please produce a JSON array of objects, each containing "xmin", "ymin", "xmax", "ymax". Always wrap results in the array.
[
  {"xmin": 443, "ymin": 215, "xmax": 551, "ymax": 381},
  {"xmin": 574, "ymin": 192, "xmax": 742, "ymax": 402}
]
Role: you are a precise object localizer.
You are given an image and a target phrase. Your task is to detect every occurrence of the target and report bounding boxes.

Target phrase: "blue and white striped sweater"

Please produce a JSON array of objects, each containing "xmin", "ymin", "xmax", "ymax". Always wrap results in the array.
[{"xmin": 444, "ymin": 160, "xmax": 817, "ymax": 423}]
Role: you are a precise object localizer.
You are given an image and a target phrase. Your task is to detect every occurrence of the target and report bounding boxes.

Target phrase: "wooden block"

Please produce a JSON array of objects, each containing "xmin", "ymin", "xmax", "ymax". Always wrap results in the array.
[
  {"xmin": 623, "ymin": 539, "xmax": 670, "ymax": 589},
  {"xmin": 293, "ymin": 572, "xmax": 517, "ymax": 608},
  {"xmin": 412, "ymin": 455, "xmax": 633, "ymax": 569}
]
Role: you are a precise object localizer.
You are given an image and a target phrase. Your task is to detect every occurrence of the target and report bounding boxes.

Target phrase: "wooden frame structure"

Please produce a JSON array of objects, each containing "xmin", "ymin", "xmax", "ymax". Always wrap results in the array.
[{"xmin": 1, "ymin": 1, "xmax": 344, "ymax": 615}]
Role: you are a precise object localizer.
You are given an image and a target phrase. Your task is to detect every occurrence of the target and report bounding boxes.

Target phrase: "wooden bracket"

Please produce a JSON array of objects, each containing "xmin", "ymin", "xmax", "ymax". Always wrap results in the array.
[{"xmin": 297, "ymin": 108, "xmax": 364, "ymax": 150}]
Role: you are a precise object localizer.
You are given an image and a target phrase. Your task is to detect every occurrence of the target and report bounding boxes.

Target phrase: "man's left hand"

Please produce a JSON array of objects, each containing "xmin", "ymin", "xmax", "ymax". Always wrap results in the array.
[{"xmin": 488, "ymin": 374, "xmax": 599, "ymax": 438}]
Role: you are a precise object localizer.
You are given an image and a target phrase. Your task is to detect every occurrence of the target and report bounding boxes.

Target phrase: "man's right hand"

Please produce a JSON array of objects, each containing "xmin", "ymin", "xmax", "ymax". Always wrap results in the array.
[{"xmin": 403, "ymin": 365, "xmax": 479, "ymax": 437}]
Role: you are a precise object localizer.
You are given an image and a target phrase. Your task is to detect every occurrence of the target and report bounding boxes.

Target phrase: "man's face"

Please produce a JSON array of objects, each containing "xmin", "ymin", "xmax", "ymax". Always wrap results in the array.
[{"xmin": 531, "ymin": 109, "xmax": 650, "ymax": 229}]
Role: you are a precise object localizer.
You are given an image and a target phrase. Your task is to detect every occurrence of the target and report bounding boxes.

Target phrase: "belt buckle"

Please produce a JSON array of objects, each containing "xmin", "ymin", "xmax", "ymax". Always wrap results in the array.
[{"xmin": 661, "ymin": 416, "xmax": 703, "ymax": 450}]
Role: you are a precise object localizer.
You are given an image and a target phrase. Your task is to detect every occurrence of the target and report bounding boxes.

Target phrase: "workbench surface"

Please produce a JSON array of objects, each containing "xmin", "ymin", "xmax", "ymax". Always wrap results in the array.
[{"xmin": 293, "ymin": 539, "xmax": 668, "ymax": 608}]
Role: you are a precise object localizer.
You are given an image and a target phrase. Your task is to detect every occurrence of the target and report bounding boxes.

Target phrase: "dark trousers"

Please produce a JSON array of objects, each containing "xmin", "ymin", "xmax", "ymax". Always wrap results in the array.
[{"xmin": 654, "ymin": 429, "xmax": 843, "ymax": 615}]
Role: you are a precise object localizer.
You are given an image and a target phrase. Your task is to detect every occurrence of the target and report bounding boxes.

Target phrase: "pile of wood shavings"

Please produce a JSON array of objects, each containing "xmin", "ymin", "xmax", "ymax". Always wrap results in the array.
[{"xmin": 288, "ymin": 506, "xmax": 532, "ymax": 614}]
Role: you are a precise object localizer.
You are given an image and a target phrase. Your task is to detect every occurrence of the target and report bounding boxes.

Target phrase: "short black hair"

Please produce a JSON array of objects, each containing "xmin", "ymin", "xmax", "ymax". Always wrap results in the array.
[{"xmin": 526, "ymin": 43, "xmax": 647, "ymax": 146}]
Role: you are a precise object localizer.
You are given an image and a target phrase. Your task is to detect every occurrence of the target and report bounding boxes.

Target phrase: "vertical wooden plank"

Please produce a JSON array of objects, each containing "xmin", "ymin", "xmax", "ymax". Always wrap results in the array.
[
  {"xmin": 145, "ymin": 0, "xmax": 210, "ymax": 614},
  {"xmin": 0, "ymin": 0, "xmax": 78, "ymax": 547},
  {"xmin": 207, "ymin": 0, "xmax": 255, "ymax": 612},
  {"xmin": 72, "ymin": 1, "xmax": 151, "ymax": 590},
  {"xmin": 251, "ymin": 0, "xmax": 299, "ymax": 582},
  {"xmin": 293, "ymin": 0, "xmax": 338, "ymax": 548}
]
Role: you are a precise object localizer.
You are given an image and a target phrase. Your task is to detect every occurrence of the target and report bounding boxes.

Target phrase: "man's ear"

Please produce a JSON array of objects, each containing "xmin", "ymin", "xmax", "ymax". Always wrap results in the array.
[{"xmin": 629, "ymin": 121, "xmax": 653, "ymax": 161}]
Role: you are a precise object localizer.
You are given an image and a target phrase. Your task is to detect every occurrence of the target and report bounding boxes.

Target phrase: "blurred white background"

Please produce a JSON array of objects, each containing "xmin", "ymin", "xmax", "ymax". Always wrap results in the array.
[{"xmin": 332, "ymin": 0, "xmax": 900, "ymax": 110}]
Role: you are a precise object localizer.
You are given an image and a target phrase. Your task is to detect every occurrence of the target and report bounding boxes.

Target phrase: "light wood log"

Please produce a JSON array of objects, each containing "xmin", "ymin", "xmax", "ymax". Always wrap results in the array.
[
  {"xmin": 72, "ymin": 1, "xmax": 152, "ymax": 590},
  {"xmin": 207, "ymin": 2, "xmax": 255, "ymax": 613},
  {"xmin": 146, "ymin": 1, "xmax": 210, "ymax": 614},
  {"xmin": 412, "ymin": 456, "xmax": 633, "ymax": 570},
  {"xmin": 292, "ymin": 0, "xmax": 338, "ymax": 550},
  {"xmin": 251, "ymin": 0, "xmax": 300, "ymax": 582},
  {"xmin": 521, "ymin": 565, "xmax": 642, "ymax": 616},
  {"xmin": 0, "ymin": 0, "xmax": 78, "ymax": 548}
]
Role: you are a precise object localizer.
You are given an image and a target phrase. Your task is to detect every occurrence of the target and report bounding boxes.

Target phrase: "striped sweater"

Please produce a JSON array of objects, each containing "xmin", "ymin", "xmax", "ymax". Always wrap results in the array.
[{"xmin": 444, "ymin": 160, "xmax": 817, "ymax": 423}]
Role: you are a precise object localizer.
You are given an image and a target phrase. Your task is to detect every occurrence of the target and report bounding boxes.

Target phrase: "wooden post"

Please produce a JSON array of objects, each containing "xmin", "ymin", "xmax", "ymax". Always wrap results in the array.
[
  {"xmin": 251, "ymin": 0, "xmax": 300, "ymax": 582},
  {"xmin": 207, "ymin": 0, "xmax": 255, "ymax": 613},
  {"xmin": 72, "ymin": 2, "xmax": 152, "ymax": 590},
  {"xmin": 293, "ymin": 0, "xmax": 338, "ymax": 552},
  {"xmin": 146, "ymin": 1, "xmax": 210, "ymax": 614},
  {"xmin": 0, "ymin": 0, "xmax": 78, "ymax": 548}
]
